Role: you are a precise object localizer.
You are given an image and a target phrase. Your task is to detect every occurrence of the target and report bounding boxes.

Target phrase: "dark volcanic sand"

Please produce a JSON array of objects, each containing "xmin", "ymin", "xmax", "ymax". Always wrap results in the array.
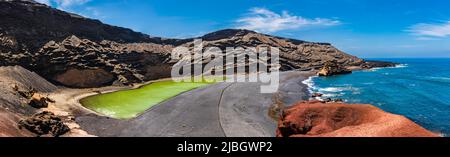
[{"xmin": 76, "ymin": 71, "xmax": 313, "ymax": 137}]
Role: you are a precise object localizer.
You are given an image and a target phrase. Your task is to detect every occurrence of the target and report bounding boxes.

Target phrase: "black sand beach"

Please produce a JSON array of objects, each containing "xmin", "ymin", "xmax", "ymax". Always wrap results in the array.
[{"xmin": 76, "ymin": 71, "xmax": 313, "ymax": 137}]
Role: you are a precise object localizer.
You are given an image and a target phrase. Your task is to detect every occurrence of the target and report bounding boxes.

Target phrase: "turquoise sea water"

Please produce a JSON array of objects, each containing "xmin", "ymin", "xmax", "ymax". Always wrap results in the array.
[{"xmin": 305, "ymin": 58, "xmax": 450, "ymax": 136}]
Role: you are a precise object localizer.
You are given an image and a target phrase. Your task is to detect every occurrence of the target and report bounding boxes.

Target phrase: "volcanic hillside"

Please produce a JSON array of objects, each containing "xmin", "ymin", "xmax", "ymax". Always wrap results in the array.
[{"xmin": 0, "ymin": 0, "xmax": 394, "ymax": 88}]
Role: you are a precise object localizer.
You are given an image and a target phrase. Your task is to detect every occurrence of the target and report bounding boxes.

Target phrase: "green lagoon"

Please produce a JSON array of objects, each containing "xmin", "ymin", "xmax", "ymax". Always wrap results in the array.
[{"xmin": 80, "ymin": 79, "xmax": 220, "ymax": 119}]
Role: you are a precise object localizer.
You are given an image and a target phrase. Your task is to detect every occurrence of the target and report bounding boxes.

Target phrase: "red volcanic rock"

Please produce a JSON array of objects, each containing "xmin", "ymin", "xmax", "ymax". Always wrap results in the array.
[{"xmin": 277, "ymin": 101, "xmax": 439, "ymax": 137}]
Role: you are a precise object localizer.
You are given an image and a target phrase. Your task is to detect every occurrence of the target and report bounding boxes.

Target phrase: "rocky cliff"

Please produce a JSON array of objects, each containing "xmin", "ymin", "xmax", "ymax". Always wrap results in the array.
[
  {"xmin": 35, "ymin": 35, "xmax": 173, "ymax": 87},
  {"xmin": 0, "ymin": 0, "xmax": 181, "ymax": 50},
  {"xmin": 0, "ymin": 0, "xmax": 394, "ymax": 88},
  {"xmin": 182, "ymin": 29, "xmax": 366, "ymax": 71},
  {"xmin": 277, "ymin": 101, "xmax": 438, "ymax": 137}
]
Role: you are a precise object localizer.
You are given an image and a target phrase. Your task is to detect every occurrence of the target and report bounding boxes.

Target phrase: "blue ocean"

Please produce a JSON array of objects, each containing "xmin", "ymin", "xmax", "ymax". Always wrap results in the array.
[{"xmin": 304, "ymin": 58, "xmax": 450, "ymax": 136}]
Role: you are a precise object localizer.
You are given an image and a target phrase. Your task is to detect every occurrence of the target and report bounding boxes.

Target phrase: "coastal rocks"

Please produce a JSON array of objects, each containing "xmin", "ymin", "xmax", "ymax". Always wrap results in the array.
[
  {"xmin": 310, "ymin": 92, "xmax": 344, "ymax": 103},
  {"xmin": 362, "ymin": 61, "xmax": 397, "ymax": 69},
  {"xmin": 18, "ymin": 111, "xmax": 70, "ymax": 137},
  {"xmin": 311, "ymin": 93, "xmax": 323, "ymax": 98},
  {"xmin": 318, "ymin": 61, "xmax": 352, "ymax": 76},
  {"xmin": 321, "ymin": 98, "xmax": 345, "ymax": 103},
  {"xmin": 276, "ymin": 101, "xmax": 438, "ymax": 137}
]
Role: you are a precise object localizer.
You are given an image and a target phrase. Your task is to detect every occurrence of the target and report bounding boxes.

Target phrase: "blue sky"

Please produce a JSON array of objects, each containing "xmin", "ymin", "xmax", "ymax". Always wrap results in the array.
[{"xmin": 36, "ymin": 0, "xmax": 450, "ymax": 58}]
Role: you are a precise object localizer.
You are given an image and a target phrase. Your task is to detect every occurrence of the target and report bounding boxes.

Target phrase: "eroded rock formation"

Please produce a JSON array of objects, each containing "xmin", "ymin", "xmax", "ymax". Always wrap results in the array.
[
  {"xmin": 18, "ymin": 111, "xmax": 70, "ymax": 137},
  {"xmin": 36, "ymin": 35, "xmax": 173, "ymax": 87},
  {"xmin": 318, "ymin": 60, "xmax": 352, "ymax": 76},
  {"xmin": 28, "ymin": 93, "xmax": 54, "ymax": 109},
  {"xmin": 277, "ymin": 101, "xmax": 438, "ymax": 137}
]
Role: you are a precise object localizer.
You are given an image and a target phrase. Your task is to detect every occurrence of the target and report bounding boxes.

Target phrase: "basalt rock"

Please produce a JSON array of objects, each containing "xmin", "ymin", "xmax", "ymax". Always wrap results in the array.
[
  {"xmin": 322, "ymin": 98, "xmax": 345, "ymax": 103},
  {"xmin": 28, "ymin": 93, "xmax": 54, "ymax": 109},
  {"xmin": 28, "ymin": 97, "xmax": 48, "ymax": 108},
  {"xmin": 277, "ymin": 101, "xmax": 438, "ymax": 137},
  {"xmin": 311, "ymin": 93, "xmax": 323, "ymax": 98},
  {"xmin": 16, "ymin": 87, "xmax": 36, "ymax": 99},
  {"xmin": 18, "ymin": 111, "xmax": 70, "ymax": 137},
  {"xmin": 318, "ymin": 61, "xmax": 352, "ymax": 76},
  {"xmin": 362, "ymin": 60, "xmax": 397, "ymax": 69},
  {"xmin": 35, "ymin": 35, "xmax": 173, "ymax": 87}
]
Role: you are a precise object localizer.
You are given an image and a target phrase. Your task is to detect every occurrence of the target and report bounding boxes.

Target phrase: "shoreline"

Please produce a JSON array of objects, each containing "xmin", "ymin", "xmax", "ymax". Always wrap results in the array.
[
  {"xmin": 5, "ymin": 65, "xmax": 442, "ymax": 137},
  {"xmin": 301, "ymin": 63, "xmax": 446, "ymax": 137},
  {"xmin": 39, "ymin": 65, "xmax": 443, "ymax": 137},
  {"xmin": 302, "ymin": 64, "xmax": 409, "ymax": 101}
]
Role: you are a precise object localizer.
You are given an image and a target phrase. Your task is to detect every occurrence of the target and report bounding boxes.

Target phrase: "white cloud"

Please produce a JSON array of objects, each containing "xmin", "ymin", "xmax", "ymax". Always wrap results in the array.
[
  {"xmin": 55, "ymin": 0, "xmax": 91, "ymax": 7},
  {"xmin": 396, "ymin": 44, "xmax": 422, "ymax": 48},
  {"xmin": 407, "ymin": 21, "xmax": 450, "ymax": 38},
  {"xmin": 415, "ymin": 37, "xmax": 439, "ymax": 41},
  {"xmin": 236, "ymin": 8, "xmax": 341, "ymax": 33}
]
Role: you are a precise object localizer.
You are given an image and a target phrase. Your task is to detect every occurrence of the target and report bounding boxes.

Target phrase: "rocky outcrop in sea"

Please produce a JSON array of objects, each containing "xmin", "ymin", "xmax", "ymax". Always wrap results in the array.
[{"xmin": 317, "ymin": 60, "xmax": 352, "ymax": 76}]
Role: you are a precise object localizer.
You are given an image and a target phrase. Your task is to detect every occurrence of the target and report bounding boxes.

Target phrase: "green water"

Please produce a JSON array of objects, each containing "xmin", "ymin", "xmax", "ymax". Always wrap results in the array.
[{"xmin": 80, "ymin": 79, "xmax": 219, "ymax": 119}]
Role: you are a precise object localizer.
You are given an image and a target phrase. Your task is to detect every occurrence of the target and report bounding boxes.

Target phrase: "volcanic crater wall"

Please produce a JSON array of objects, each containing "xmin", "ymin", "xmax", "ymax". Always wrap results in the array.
[{"xmin": 0, "ymin": 0, "xmax": 394, "ymax": 88}]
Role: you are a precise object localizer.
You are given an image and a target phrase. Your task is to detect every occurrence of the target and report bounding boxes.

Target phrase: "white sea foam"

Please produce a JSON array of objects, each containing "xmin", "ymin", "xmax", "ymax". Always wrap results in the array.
[
  {"xmin": 302, "ymin": 76, "xmax": 317, "ymax": 94},
  {"xmin": 322, "ymin": 93, "xmax": 337, "ymax": 97},
  {"xmin": 315, "ymin": 97, "xmax": 323, "ymax": 101},
  {"xmin": 427, "ymin": 76, "xmax": 450, "ymax": 81},
  {"xmin": 365, "ymin": 64, "xmax": 408, "ymax": 72},
  {"xmin": 366, "ymin": 67, "xmax": 382, "ymax": 72},
  {"xmin": 301, "ymin": 75, "xmax": 360, "ymax": 100},
  {"xmin": 319, "ymin": 87, "xmax": 344, "ymax": 92},
  {"xmin": 385, "ymin": 64, "xmax": 408, "ymax": 69},
  {"xmin": 395, "ymin": 64, "xmax": 408, "ymax": 68}
]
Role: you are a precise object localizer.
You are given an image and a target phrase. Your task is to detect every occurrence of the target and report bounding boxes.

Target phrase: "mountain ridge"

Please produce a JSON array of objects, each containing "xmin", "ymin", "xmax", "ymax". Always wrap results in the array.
[
  {"xmin": 0, "ymin": 0, "xmax": 183, "ymax": 50},
  {"xmin": 0, "ymin": 0, "xmax": 395, "ymax": 88}
]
